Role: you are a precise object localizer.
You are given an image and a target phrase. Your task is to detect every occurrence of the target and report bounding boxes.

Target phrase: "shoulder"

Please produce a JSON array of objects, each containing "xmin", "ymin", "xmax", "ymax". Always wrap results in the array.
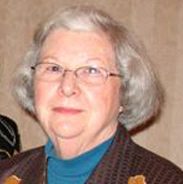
[
  {"xmin": 0, "ymin": 146, "xmax": 45, "ymax": 182},
  {"xmin": 116, "ymin": 124, "xmax": 183, "ymax": 183},
  {"xmin": 127, "ymin": 139, "xmax": 183, "ymax": 183},
  {"xmin": 133, "ymin": 143, "xmax": 182, "ymax": 172},
  {"xmin": 0, "ymin": 146, "xmax": 44, "ymax": 168}
]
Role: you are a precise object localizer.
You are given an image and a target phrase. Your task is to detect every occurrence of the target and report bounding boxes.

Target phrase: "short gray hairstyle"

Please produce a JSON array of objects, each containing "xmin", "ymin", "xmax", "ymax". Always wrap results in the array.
[{"xmin": 13, "ymin": 5, "xmax": 163, "ymax": 130}]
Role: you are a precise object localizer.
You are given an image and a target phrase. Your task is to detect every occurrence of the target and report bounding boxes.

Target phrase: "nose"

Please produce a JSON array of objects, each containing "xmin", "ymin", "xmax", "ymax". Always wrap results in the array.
[{"xmin": 58, "ymin": 71, "xmax": 79, "ymax": 97}]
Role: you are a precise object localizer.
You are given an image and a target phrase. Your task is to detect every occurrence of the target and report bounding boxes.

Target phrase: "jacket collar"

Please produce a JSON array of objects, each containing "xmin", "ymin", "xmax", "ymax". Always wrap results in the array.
[{"xmin": 85, "ymin": 123, "xmax": 133, "ymax": 183}]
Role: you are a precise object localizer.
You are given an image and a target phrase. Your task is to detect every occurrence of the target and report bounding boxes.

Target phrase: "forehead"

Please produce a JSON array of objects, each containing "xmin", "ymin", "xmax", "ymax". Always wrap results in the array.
[{"xmin": 40, "ymin": 29, "xmax": 116, "ymax": 67}]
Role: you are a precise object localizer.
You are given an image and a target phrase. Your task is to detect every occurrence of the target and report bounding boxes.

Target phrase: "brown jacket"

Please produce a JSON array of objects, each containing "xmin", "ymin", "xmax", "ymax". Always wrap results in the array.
[{"xmin": 0, "ymin": 124, "xmax": 182, "ymax": 184}]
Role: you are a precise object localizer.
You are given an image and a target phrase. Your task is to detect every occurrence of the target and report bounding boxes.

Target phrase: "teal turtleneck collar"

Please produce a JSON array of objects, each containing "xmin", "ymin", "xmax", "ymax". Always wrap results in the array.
[{"xmin": 44, "ymin": 137, "xmax": 114, "ymax": 184}]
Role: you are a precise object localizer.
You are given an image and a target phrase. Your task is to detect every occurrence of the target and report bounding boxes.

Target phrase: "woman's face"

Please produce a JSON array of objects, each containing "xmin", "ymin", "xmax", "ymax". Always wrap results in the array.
[{"xmin": 34, "ymin": 29, "xmax": 122, "ymax": 149}]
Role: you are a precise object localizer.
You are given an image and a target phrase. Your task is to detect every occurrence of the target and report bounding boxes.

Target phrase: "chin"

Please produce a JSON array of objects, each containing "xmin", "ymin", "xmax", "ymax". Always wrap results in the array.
[{"xmin": 51, "ymin": 125, "xmax": 85, "ymax": 140}]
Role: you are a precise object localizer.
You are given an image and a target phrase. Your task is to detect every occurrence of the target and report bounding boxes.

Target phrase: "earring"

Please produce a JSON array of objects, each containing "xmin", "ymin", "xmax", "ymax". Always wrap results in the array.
[{"xmin": 119, "ymin": 106, "xmax": 123, "ymax": 113}]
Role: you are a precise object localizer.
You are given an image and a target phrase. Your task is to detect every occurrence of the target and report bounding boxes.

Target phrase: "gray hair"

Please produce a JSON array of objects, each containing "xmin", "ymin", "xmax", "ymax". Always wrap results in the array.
[{"xmin": 13, "ymin": 5, "xmax": 163, "ymax": 130}]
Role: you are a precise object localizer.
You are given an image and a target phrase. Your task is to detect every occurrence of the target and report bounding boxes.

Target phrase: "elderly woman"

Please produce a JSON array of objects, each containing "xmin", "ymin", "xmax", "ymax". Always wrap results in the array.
[{"xmin": 0, "ymin": 5, "xmax": 182, "ymax": 184}]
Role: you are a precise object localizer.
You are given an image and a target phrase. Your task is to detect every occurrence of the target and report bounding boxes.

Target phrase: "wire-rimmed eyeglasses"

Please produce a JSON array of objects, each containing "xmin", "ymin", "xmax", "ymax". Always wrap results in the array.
[{"xmin": 31, "ymin": 62, "xmax": 122, "ymax": 85}]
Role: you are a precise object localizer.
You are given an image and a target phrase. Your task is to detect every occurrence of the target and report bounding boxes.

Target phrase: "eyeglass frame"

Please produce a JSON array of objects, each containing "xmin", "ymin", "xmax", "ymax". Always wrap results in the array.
[{"xmin": 31, "ymin": 62, "xmax": 122, "ymax": 85}]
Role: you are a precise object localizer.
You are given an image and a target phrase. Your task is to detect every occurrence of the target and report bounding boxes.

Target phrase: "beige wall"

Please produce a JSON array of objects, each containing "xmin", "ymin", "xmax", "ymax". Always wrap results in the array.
[{"xmin": 0, "ymin": 0, "xmax": 183, "ymax": 169}]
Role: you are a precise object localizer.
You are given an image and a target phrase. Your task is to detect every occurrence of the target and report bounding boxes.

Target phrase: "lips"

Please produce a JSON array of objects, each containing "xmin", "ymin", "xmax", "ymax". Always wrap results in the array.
[{"xmin": 52, "ymin": 106, "xmax": 83, "ymax": 115}]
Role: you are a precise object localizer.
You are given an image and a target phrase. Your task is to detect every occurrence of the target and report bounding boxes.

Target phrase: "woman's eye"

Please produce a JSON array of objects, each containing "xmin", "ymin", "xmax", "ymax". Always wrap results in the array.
[
  {"xmin": 47, "ymin": 65, "xmax": 61, "ymax": 72},
  {"xmin": 87, "ymin": 67, "xmax": 101, "ymax": 74}
]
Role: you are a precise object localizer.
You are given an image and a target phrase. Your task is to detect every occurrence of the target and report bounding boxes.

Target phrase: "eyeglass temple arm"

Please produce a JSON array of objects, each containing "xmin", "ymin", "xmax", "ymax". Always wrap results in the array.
[{"xmin": 109, "ymin": 73, "xmax": 123, "ymax": 78}]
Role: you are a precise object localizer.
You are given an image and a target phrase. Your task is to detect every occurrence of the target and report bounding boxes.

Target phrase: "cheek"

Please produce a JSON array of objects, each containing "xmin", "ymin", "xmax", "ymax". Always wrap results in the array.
[
  {"xmin": 33, "ymin": 82, "xmax": 59, "ymax": 136},
  {"xmin": 34, "ymin": 83, "xmax": 47, "ymax": 109},
  {"xmin": 34, "ymin": 82, "xmax": 54, "ymax": 105},
  {"xmin": 84, "ymin": 82, "xmax": 121, "ymax": 119},
  {"xmin": 33, "ymin": 82, "xmax": 57, "ymax": 121}
]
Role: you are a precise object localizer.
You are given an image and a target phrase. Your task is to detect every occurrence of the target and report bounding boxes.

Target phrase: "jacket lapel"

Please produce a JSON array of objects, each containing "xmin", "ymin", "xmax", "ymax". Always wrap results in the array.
[{"xmin": 86, "ymin": 124, "xmax": 134, "ymax": 184}]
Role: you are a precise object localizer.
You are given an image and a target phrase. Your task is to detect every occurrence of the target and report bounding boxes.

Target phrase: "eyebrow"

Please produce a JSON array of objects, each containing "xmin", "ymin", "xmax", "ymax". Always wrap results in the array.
[
  {"xmin": 40, "ymin": 56, "xmax": 108, "ymax": 67},
  {"xmin": 39, "ymin": 56, "xmax": 60, "ymax": 63}
]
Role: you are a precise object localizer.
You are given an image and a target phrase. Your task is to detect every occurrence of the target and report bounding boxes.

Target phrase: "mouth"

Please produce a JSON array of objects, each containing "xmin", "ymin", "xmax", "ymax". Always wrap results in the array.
[{"xmin": 52, "ymin": 107, "xmax": 83, "ymax": 115}]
